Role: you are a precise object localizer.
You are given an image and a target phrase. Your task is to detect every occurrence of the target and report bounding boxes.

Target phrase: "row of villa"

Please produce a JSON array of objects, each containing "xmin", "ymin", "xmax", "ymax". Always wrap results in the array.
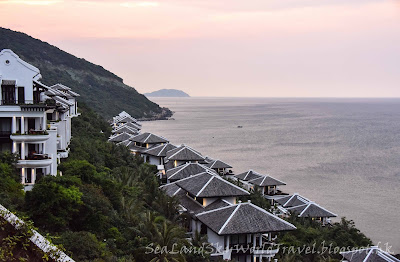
[
  {"xmin": 108, "ymin": 113, "xmax": 341, "ymax": 262},
  {"xmin": 0, "ymin": 49, "xmax": 80, "ymax": 190}
]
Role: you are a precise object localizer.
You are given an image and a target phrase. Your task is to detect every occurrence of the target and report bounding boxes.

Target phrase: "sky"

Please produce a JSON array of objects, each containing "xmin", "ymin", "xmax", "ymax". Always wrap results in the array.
[{"xmin": 0, "ymin": 0, "xmax": 400, "ymax": 97}]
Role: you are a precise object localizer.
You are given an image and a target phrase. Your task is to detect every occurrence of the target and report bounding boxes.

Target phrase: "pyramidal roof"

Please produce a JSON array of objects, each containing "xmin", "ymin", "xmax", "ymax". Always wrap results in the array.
[
  {"xmin": 234, "ymin": 170, "xmax": 263, "ymax": 181},
  {"xmin": 130, "ymin": 132, "xmax": 169, "ymax": 144},
  {"xmin": 166, "ymin": 162, "xmax": 216, "ymax": 181},
  {"xmin": 108, "ymin": 132, "xmax": 133, "ymax": 143},
  {"xmin": 205, "ymin": 159, "xmax": 232, "ymax": 169},
  {"xmin": 275, "ymin": 193, "xmax": 311, "ymax": 208},
  {"xmin": 176, "ymin": 171, "xmax": 249, "ymax": 198},
  {"xmin": 196, "ymin": 202, "xmax": 296, "ymax": 235},
  {"xmin": 340, "ymin": 246, "xmax": 400, "ymax": 262},
  {"xmin": 248, "ymin": 175, "xmax": 286, "ymax": 186},
  {"xmin": 286, "ymin": 202, "xmax": 337, "ymax": 218},
  {"xmin": 144, "ymin": 143, "xmax": 177, "ymax": 157},
  {"xmin": 166, "ymin": 145, "xmax": 204, "ymax": 161}
]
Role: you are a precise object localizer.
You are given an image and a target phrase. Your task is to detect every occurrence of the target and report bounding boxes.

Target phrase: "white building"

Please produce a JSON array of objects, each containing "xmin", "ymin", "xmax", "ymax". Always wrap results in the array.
[{"xmin": 0, "ymin": 49, "xmax": 80, "ymax": 188}]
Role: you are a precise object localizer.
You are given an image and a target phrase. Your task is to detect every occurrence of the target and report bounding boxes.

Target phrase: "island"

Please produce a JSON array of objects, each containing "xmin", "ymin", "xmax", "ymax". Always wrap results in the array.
[{"xmin": 144, "ymin": 89, "xmax": 190, "ymax": 97}]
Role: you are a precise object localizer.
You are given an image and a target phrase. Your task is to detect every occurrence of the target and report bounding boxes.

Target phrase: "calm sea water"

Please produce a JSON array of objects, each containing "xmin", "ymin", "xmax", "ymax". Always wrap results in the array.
[{"xmin": 142, "ymin": 97, "xmax": 400, "ymax": 252}]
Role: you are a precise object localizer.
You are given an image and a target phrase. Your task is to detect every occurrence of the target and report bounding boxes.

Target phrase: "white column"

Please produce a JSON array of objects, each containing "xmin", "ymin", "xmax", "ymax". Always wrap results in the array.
[
  {"xmin": 253, "ymin": 234, "xmax": 256, "ymax": 248},
  {"xmin": 21, "ymin": 168, "xmax": 25, "ymax": 184},
  {"xmin": 21, "ymin": 116, "xmax": 25, "ymax": 134},
  {"xmin": 43, "ymin": 113, "xmax": 47, "ymax": 130},
  {"xmin": 21, "ymin": 142, "xmax": 25, "ymax": 159},
  {"xmin": 31, "ymin": 168, "xmax": 36, "ymax": 184},
  {"xmin": 42, "ymin": 141, "xmax": 46, "ymax": 154},
  {"xmin": 12, "ymin": 116, "xmax": 17, "ymax": 133}
]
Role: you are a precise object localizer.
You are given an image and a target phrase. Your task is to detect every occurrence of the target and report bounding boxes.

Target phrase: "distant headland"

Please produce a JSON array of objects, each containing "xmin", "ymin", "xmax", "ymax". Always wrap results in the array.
[{"xmin": 144, "ymin": 89, "xmax": 190, "ymax": 97}]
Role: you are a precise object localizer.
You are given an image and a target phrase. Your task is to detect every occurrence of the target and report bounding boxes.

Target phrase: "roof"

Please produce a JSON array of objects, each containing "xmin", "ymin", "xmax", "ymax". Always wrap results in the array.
[
  {"xmin": 123, "ymin": 122, "xmax": 141, "ymax": 131},
  {"xmin": 286, "ymin": 202, "xmax": 337, "ymax": 218},
  {"xmin": 166, "ymin": 145, "xmax": 204, "ymax": 161},
  {"xmin": 205, "ymin": 159, "xmax": 232, "ymax": 169},
  {"xmin": 115, "ymin": 115, "xmax": 137, "ymax": 124},
  {"xmin": 275, "ymin": 194, "xmax": 311, "ymax": 208},
  {"xmin": 234, "ymin": 170, "xmax": 263, "ymax": 181},
  {"xmin": 248, "ymin": 175, "xmax": 286, "ymax": 187},
  {"xmin": 166, "ymin": 162, "xmax": 216, "ymax": 181},
  {"xmin": 108, "ymin": 132, "xmax": 133, "ymax": 143},
  {"xmin": 160, "ymin": 182, "xmax": 181, "ymax": 197},
  {"xmin": 53, "ymin": 96, "xmax": 74, "ymax": 106},
  {"xmin": 112, "ymin": 125, "xmax": 139, "ymax": 135},
  {"xmin": 196, "ymin": 202, "xmax": 296, "ymax": 235},
  {"xmin": 341, "ymin": 246, "xmax": 400, "ymax": 262},
  {"xmin": 130, "ymin": 132, "xmax": 169, "ymax": 144},
  {"xmin": 144, "ymin": 143, "xmax": 177, "ymax": 157},
  {"xmin": 176, "ymin": 171, "xmax": 249, "ymax": 198}
]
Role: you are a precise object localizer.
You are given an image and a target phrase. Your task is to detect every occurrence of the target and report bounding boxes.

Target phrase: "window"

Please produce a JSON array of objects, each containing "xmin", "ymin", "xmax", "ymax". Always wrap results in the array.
[
  {"xmin": 18, "ymin": 87, "xmax": 25, "ymax": 104},
  {"xmin": 1, "ymin": 85, "xmax": 15, "ymax": 104}
]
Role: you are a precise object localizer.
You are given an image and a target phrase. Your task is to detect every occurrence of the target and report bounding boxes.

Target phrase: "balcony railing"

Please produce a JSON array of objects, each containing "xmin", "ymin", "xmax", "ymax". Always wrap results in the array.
[
  {"xmin": 25, "ymin": 153, "xmax": 51, "ymax": 160},
  {"xmin": 12, "ymin": 130, "xmax": 49, "ymax": 136},
  {"xmin": 1, "ymin": 100, "xmax": 43, "ymax": 105}
]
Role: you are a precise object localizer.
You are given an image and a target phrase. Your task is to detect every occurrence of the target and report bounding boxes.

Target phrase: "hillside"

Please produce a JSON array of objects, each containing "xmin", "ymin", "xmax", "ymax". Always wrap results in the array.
[
  {"xmin": 0, "ymin": 27, "xmax": 171, "ymax": 119},
  {"xmin": 145, "ymin": 89, "xmax": 190, "ymax": 97}
]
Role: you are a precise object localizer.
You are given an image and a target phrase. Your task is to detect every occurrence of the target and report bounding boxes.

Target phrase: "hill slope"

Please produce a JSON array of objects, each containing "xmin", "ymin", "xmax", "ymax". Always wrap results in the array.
[
  {"xmin": 145, "ymin": 89, "xmax": 190, "ymax": 97},
  {"xmin": 0, "ymin": 27, "xmax": 171, "ymax": 119}
]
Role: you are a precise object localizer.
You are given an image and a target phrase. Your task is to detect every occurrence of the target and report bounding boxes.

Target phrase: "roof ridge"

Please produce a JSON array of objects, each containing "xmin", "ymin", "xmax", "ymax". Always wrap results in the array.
[
  {"xmin": 167, "ymin": 146, "xmax": 186, "ymax": 159},
  {"xmin": 168, "ymin": 163, "xmax": 189, "ymax": 179},
  {"xmin": 143, "ymin": 133, "xmax": 152, "ymax": 143},
  {"xmin": 213, "ymin": 175, "xmax": 250, "ymax": 194},
  {"xmin": 196, "ymin": 174, "xmax": 215, "ymax": 197},
  {"xmin": 248, "ymin": 203, "xmax": 297, "ymax": 229},
  {"xmin": 363, "ymin": 249, "xmax": 374, "ymax": 262},
  {"xmin": 218, "ymin": 204, "xmax": 240, "ymax": 234}
]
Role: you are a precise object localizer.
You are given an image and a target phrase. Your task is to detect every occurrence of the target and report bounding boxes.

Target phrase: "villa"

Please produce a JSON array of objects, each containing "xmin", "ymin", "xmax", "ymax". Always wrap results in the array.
[
  {"xmin": 233, "ymin": 170, "xmax": 287, "ymax": 198},
  {"xmin": 275, "ymin": 193, "xmax": 337, "ymax": 225},
  {"xmin": 142, "ymin": 142, "xmax": 177, "ymax": 171},
  {"xmin": 164, "ymin": 144, "xmax": 205, "ymax": 169},
  {"xmin": 165, "ymin": 162, "xmax": 216, "ymax": 182},
  {"xmin": 204, "ymin": 158, "xmax": 233, "ymax": 175},
  {"xmin": 128, "ymin": 132, "xmax": 169, "ymax": 154},
  {"xmin": 0, "ymin": 49, "xmax": 79, "ymax": 188},
  {"xmin": 161, "ymin": 171, "xmax": 296, "ymax": 261}
]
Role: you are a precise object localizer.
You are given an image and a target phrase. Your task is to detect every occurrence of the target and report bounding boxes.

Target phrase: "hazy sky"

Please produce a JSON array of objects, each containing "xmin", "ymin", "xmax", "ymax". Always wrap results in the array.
[{"xmin": 1, "ymin": 0, "xmax": 400, "ymax": 97}]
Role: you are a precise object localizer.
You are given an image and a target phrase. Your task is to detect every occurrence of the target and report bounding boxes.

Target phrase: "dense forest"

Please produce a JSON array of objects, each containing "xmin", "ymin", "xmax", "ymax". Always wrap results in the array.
[
  {"xmin": 0, "ymin": 27, "xmax": 171, "ymax": 119},
  {"xmin": 0, "ymin": 104, "xmax": 374, "ymax": 261}
]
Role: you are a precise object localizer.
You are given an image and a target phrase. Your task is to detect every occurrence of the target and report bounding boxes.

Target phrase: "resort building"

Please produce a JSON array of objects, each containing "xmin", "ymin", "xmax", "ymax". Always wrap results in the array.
[
  {"xmin": 161, "ymin": 171, "xmax": 296, "ymax": 262},
  {"xmin": 204, "ymin": 158, "xmax": 233, "ymax": 176},
  {"xmin": 233, "ymin": 170, "xmax": 287, "ymax": 198},
  {"xmin": 0, "ymin": 49, "xmax": 79, "ymax": 188},
  {"xmin": 340, "ymin": 246, "xmax": 400, "ymax": 262},
  {"xmin": 275, "ymin": 194, "xmax": 337, "ymax": 225},
  {"xmin": 165, "ymin": 162, "xmax": 216, "ymax": 183},
  {"xmin": 142, "ymin": 142, "xmax": 177, "ymax": 170},
  {"xmin": 164, "ymin": 144, "xmax": 205, "ymax": 169},
  {"xmin": 128, "ymin": 132, "xmax": 169, "ymax": 154}
]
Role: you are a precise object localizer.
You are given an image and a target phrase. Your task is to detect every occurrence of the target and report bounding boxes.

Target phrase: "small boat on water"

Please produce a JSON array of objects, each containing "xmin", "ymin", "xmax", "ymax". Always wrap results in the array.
[{"xmin": 237, "ymin": 125, "xmax": 243, "ymax": 128}]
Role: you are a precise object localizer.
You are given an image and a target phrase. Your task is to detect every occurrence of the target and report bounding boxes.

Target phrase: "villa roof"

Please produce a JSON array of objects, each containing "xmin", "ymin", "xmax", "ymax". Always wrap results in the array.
[
  {"xmin": 51, "ymin": 83, "xmax": 71, "ymax": 91},
  {"xmin": 112, "ymin": 125, "xmax": 139, "ymax": 135},
  {"xmin": 286, "ymin": 202, "xmax": 337, "ymax": 218},
  {"xmin": 144, "ymin": 143, "xmax": 177, "ymax": 157},
  {"xmin": 176, "ymin": 190, "xmax": 232, "ymax": 216},
  {"xmin": 160, "ymin": 182, "xmax": 181, "ymax": 197},
  {"xmin": 234, "ymin": 170, "xmax": 263, "ymax": 181},
  {"xmin": 115, "ymin": 115, "xmax": 138, "ymax": 124},
  {"xmin": 108, "ymin": 132, "xmax": 133, "ymax": 143},
  {"xmin": 196, "ymin": 202, "xmax": 296, "ymax": 235},
  {"xmin": 166, "ymin": 162, "xmax": 216, "ymax": 181},
  {"xmin": 176, "ymin": 171, "xmax": 249, "ymax": 198},
  {"xmin": 248, "ymin": 175, "xmax": 286, "ymax": 187},
  {"xmin": 166, "ymin": 145, "xmax": 204, "ymax": 161},
  {"xmin": 53, "ymin": 96, "xmax": 74, "ymax": 107},
  {"xmin": 123, "ymin": 122, "xmax": 141, "ymax": 131},
  {"xmin": 130, "ymin": 132, "xmax": 169, "ymax": 144},
  {"xmin": 341, "ymin": 246, "xmax": 400, "ymax": 262},
  {"xmin": 116, "ymin": 139, "xmax": 132, "ymax": 147},
  {"xmin": 128, "ymin": 143, "xmax": 149, "ymax": 153},
  {"xmin": 205, "ymin": 159, "xmax": 232, "ymax": 169},
  {"xmin": 275, "ymin": 194, "xmax": 311, "ymax": 208}
]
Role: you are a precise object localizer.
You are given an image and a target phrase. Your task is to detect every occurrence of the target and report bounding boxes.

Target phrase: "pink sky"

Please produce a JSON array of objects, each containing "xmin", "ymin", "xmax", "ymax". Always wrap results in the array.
[{"xmin": 1, "ymin": 0, "xmax": 400, "ymax": 97}]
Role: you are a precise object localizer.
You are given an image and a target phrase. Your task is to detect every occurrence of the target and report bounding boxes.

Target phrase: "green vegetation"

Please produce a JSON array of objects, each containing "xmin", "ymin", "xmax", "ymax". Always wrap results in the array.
[{"xmin": 0, "ymin": 27, "xmax": 171, "ymax": 119}]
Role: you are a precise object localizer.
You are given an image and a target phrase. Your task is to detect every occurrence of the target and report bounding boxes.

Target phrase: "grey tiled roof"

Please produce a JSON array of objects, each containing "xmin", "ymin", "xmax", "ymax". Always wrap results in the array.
[
  {"xmin": 197, "ymin": 202, "xmax": 296, "ymax": 235},
  {"xmin": 234, "ymin": 170, "xmax": 263, "ymax": 181},
  {"xmin": 248, "ymin": 175, "xmax": 286, "ymax": 187},
  {"xmin": 166, "ymin": 145, "xmax": 204, "ymax": 161},
  {"xmin": 341, "ymin": 247, "xmax": 400, "ymax": 262},
  {"xmin": 108, "ymin": 132, "xmax": 133, "ymax": 143},
  {"xmin": 205, "ymin": 159, "xmax": 232, "ymax": 169},
  {"xmin": 287, "ymin": 203, "xmax": 337, "ymax": 218},
  {"xmin": 144, "ymin": 143, "xmax": 177, "ymax": 157},
  {"xmin": 160, "ymin": 182, "xmax": 181, "ymax": 197},
  {"xmin": 116, "ymin": 115, "xmax": 137, "ymax": 123},
  {"xmin": 176, "ymin": 171, "xmax": 249, "ymax": 198},
  {"xmin": 166, "ymin": 163, "xmax": 216, "ymax": 181},
  {"xmin": 130, "ymin": 132, "xmax": 169, "ymax": 144},
  {"xmin": 275, "ymin": 194, "xmax": 310, "ymax": 207},
  {"xmin": 112, "ymin": 125, "xmax": 139, "ymax": 135}
]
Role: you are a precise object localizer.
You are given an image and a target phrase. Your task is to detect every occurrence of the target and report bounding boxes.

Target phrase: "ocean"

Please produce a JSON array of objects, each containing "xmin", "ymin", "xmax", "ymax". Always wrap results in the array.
[{"xmin": 142, "ymin": 97, "xmax": 400, "ymax": 252}]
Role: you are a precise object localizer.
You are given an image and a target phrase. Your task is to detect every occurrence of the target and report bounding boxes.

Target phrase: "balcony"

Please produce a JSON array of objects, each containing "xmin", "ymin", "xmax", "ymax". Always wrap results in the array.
[
  {"xmin": 10, "ymin": 130, "xmax": 50, "ymax": 142},
  {"xmin": 17, "ymin": 154, "xmax": 53, "ymax": 168}
]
